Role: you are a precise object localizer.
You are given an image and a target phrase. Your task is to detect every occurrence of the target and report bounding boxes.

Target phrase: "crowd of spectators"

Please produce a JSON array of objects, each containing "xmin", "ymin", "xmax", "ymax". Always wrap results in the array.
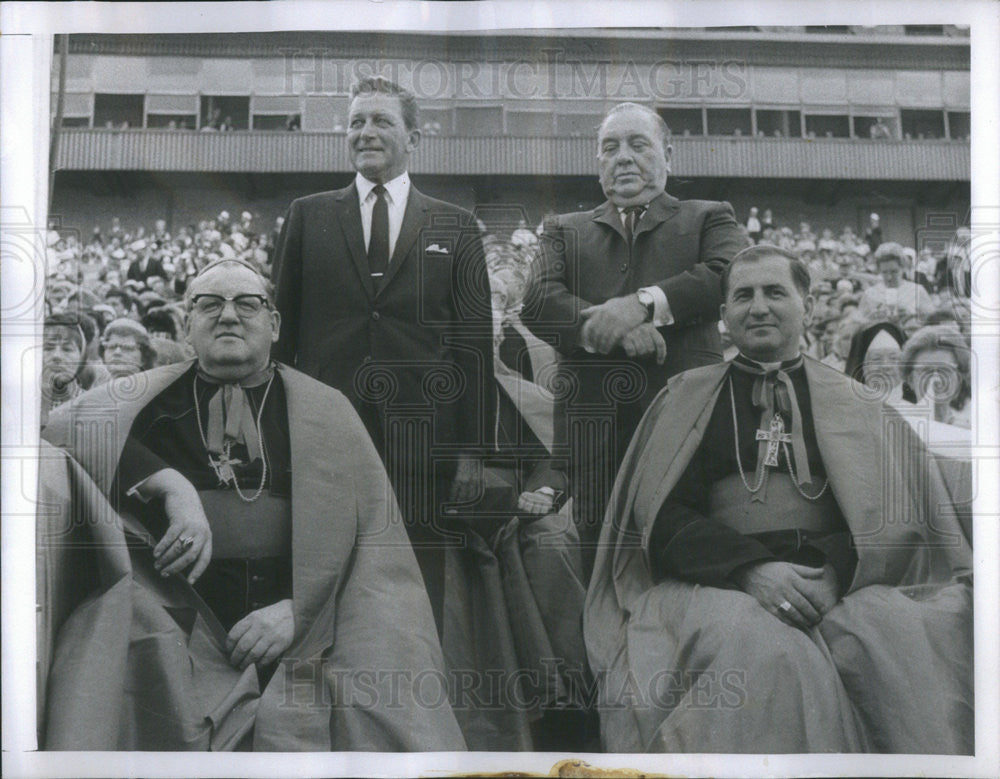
[
  {"xmin": 41, "ymin": 209, "xmax": 281, "ymax": 422},
  {"xmin": 41, "ymin": 205, "xmax": 975, "ymax": 436},
  {"xmin": 733, "ymin": 207, "xmax": 974, "ymax": 432}
]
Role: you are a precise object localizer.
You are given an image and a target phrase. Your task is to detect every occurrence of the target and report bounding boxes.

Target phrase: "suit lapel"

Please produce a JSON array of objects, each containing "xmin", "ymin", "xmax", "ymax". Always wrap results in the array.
[
  {"xmin": 592, "ymin": 199, "xmax": 628, "ymax": 243},
  {"xmin": 378, "ymin": 186, "xmax": 429, "ymax": 295},
  {"xmin": 333, "ymin": 184, "xmax": 376, "ymax": 299},
  {"xmin": 590, "ymin": 192, "xmax": 681, "ymax": 245},
  {"xmin": 634, "ymin": 192, "xmax": 681, "ymax": 240}
]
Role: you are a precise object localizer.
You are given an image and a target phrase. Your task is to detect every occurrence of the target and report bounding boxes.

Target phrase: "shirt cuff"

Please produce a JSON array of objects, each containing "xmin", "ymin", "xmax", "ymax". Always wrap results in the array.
[
  {"xmin": 579, "ymin": 317, "xmax": 597, "ymax": 353},
  {"xmin": 639, "ymin": 285, "xmax": 673, "ymax": 327},
  {"xmin": 126, "ymin": 473, "xmax": 158, "ymax": 503}
]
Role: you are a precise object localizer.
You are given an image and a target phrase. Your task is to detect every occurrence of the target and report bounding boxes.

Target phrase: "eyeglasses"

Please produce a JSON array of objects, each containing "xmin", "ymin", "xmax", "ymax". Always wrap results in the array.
[{"xmin": 190, "ymin": 293, "xmax": 270, "ymax": 318}]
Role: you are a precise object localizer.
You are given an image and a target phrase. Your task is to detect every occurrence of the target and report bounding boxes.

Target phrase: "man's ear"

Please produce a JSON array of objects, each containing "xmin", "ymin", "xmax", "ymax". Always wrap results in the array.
[
  {"xmin": 270, "ymin": 309, "xmax": 281, "ymax": 343},
  {"xmin": 407, "ymin": 128, "xmax": 422, "ymax": 153},
  {"xmin": 719, "ymin": 302, "xmax": 727, "ymax": 324},
  {"xmin": 802, "ymin": 294, "xmax": 815, "ymax": 327},
  {"xmin": 664, "ymin": 144, "xmax": 673, "ymax": 173}
]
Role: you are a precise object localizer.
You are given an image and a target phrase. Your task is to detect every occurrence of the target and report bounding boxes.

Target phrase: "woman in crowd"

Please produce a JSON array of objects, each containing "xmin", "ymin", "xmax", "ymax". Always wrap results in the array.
[
  {"xmin": 900, "ymin": 325, "xmax": 972, "ymax": 429},
  {"xmin": 844, "ymin": 320, "xmax": 912, "ymax": 403},
  {"xmin": 99, "ymin": 318, "xmax": 156, "ymax": 379},
  {"xmin": 40, "ymin": 314, "xmax": 89, "ymax": 426}
]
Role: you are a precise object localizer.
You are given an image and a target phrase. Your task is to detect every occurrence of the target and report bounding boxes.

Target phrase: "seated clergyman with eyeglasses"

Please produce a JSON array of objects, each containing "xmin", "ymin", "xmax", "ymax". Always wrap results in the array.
[{"xmin": 42, "ymin": 258, "xmax": 466, "ymax": 752}]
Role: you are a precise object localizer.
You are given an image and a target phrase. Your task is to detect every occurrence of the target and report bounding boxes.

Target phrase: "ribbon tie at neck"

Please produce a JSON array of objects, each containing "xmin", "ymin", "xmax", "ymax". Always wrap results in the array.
[
  {"xmin": 732, "ymin": 355, "xmax": 813, "ymax": 502},
  {"xmin": 196, "ymin": 363, "xmax": 275, "ymax": 465}
]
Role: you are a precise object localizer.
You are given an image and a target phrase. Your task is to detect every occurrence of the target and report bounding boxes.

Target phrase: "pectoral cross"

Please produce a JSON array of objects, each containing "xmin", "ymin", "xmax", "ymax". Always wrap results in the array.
[
  {"xmin": 208, "ymin": 446, "xmax": 243, "ymax": 487},
  {"xmin": 755, "ymin": 414, "xmax": 791, "ymax": 468}
]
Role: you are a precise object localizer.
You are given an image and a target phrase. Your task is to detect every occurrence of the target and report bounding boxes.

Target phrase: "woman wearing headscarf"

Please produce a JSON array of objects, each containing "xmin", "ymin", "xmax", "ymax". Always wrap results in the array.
[
  {"xmin": 41, "ymin": 314, "xmax": 88, "ymax": 426},
  {"xmin": 843, "ymin": 320, "xmax": 914, "ymax": 404}
]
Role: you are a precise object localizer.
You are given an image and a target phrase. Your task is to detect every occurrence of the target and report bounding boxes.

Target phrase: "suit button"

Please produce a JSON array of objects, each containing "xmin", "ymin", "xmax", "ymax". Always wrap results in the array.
[
  {"xmin": 363, "ymin": 355, "xmax": 372, "ymax": 363},
  {"xmin": 250, "ymin": 575, "xmax": 263, "ymax": 584},
  {"xmin": 372, "ymin": 311, "xmax": 380, "ymax": 320},
  {"xmin": 619, "ymin": 263, "xmax": 628, "ymax": 273}
]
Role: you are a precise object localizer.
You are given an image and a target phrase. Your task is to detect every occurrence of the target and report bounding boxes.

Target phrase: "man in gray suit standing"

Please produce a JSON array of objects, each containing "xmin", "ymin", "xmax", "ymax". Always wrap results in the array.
[
  {"xmin": 272, "ymin": 77, "xmax": 495, "ymax": 630},
  {"xmin": 523, "ymin": 102, "xmax": 745, "ymax": 576}
]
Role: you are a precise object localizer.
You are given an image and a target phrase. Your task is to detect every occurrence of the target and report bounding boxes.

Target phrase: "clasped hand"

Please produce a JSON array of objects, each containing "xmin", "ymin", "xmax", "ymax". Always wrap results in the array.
[
  {"xmin": 517, "ymin": 488, "xmax": 555, "ymax": 515},
  {"xmin": 735, "ymin": 561, "xmax": 839, "ymax": 630},
  {"xmin": 226, "ymin": 599, "xmax": 295, "ymax": 670},
  {"xmin": 448, "ymin": 454, "xmax": 481, "ymax": 504},
  {"xmin": 581, "ymin": 295, "xmax": 666, "ymax": 363}
]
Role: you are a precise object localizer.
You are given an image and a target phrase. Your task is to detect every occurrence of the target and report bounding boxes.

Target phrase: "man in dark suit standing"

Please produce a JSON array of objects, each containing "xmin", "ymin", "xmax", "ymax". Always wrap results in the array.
[
  {"xmin": 271, "ymin": 77, "xmax": 495, "ymax": 629},
  {"xmin": 523, "ymin": 102, "xmax": 745, "ymax": 575},
  {"xmin": 126, "ymin": 242, "xmax": 166, "ymax": 286}
]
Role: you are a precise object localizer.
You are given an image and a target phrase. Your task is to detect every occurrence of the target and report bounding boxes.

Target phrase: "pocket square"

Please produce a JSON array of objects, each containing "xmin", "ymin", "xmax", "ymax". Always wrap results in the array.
[{"xmin": 425, "ymin": 243, "xmax": 450, "ymax": 255}]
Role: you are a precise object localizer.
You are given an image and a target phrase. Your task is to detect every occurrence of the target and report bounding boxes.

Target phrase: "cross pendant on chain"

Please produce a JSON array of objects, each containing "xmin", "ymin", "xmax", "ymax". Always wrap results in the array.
[
  {"xmin": 755, "ymin": 414, "xmax": 791, "ymax": 468},
  {"xmin": 209, "ymin": 447, "xmax": 243, "ymax": 486}
]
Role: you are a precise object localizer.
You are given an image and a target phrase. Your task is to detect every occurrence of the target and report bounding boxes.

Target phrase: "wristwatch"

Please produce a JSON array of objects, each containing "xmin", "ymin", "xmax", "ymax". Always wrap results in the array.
[{"xmin": 636, "ymin": 289, "xmax": 656, "ymax": 322}]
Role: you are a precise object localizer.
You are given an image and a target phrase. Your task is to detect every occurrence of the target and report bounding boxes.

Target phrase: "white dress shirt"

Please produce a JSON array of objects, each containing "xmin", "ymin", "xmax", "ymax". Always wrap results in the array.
[{"xmin": 356, "ymin": 171, "xmax": 410, "ymax": 261}]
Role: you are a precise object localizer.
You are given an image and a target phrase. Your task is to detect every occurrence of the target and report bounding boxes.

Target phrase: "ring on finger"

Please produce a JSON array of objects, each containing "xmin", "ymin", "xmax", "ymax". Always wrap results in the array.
[
  {"xmin": 178, "ymin": 535, "xmax": 195, "ymax": 550},
  {"xmin": 778, "ymin": 600, "xmax": 793, "ymax": 614}
]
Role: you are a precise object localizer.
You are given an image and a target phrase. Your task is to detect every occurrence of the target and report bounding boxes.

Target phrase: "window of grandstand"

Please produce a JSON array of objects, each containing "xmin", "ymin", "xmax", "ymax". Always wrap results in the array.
[
  {"xmin": 506, "ymin": 110, "xmax": 554, "ymax": 136},
  {"xmin": 419, "ymin": 107, "xmax": 452, "ymax": 135},
  {"xmin": 706, "ymin": 108, "xmax": 751, "ymax": 136},
  {"xmin": 805, "ymin": 26, "xmax": 851, "ymax": 34},
  {"xmin": 199, "ymin": 96, "xmax": 250, "ymax": 131},
  {"xmin": 556, "ymin": 112, "xmax": 603, "ymax": 138},
  {"xmin": 947, "ymin": 111, "xmax": 971, "ymax": 141},
  {"xmin": 146, "ymin": 94, "xmax": 199, "ymax": 130},
  {"xmin": 852, "ymin": 115, "xmax": 897, "ymax": 139},
  {"xmin": 251, "ymin": 113, "xmax": 301, "ymax": 130},
  {"xmin": 754, "ymin": 109, "xmax": 801, "ymax": 138},
  {"xmin": 146, "ymin": 114, "xmax": 197, "ymax": 130},
  {"xmin": 658, "ymin": 107, "xmax": 704, "ymax": 137},
  {"xmin": 56, "ymin": 93, "xmax": 93, "ymax": 128},
  {"xmin": 302, "ymin": 95, "xmax": 349, "ymax": 132},
  {"xmin": 804, "ymin": 113, "xmax": 851, "ymax": 138},
  {"xmin": 93, "ymin": 93, "xmax": 144, "ymax": 129},
  {"xmin": 900, "ymin": 109, "xmax": 946, "ymax": 140},
  {"xmin": 251, "ymin": 95, "xmax": 302, "ymax": 130},
  {"xmin": 455, "ymin": 106, "xmax": 503, "ymax": 136},
  {"xmin": 904, "ymin": 25, "xmax": 946, "ymax": 36}
]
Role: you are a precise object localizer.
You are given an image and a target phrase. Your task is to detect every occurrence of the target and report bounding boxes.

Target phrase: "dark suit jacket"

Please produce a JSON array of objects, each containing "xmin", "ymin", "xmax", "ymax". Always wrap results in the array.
[
  {"xmin": 126, "ymin": 256, "xmax": 166, "ymax": 285},
  {"xmin": 524, "ymin": 192, "xmax": 745, "ymax": 409},
  {"xmin": 272, "ymin": 182, "xmax": 495, "ymax": 458}
]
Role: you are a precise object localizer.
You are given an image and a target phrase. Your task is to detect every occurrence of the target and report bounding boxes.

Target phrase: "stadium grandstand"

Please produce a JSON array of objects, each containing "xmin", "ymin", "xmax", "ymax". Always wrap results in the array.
[{"xmin": 50, "ymin": 26, "xmax": 969, "ymax": 244}]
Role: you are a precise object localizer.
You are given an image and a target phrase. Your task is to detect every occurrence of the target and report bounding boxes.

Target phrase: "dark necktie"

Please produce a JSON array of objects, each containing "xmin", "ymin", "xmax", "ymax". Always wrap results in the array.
[
  {"xmin": 368, "ymin": 184, "xmax": 389, "ymax": 285},
  {"xmin": 623, "ymin": 205, "xmax": 644, "ymax": 244}
]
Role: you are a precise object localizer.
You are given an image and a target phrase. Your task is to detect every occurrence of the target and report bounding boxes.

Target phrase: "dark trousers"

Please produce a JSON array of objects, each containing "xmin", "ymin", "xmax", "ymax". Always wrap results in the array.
[{"xmin": 568, "ymin": 398, "xmax": 647, "ymax": 582}]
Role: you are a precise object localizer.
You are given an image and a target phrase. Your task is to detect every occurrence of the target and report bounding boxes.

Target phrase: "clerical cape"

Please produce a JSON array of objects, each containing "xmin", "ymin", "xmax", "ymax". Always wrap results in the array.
[
  {"xmin": 584, "ymin": 357, "xmax": 973, "ymax": 754},
  {"xmin": 40, "ymin": 360, "xmax": 466, "ymax": 751}
]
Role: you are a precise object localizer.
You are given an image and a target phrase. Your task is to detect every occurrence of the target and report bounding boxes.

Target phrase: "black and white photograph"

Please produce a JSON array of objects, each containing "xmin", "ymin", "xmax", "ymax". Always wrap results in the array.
[{"xmin": 3, "ymin": 2, "xmax": 998, "ymax": 777}]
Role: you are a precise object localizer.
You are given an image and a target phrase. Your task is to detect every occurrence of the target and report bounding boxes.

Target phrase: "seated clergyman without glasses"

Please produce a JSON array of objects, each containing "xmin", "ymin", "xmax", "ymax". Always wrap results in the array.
[
  {"xmin": 585, "ymin": 245, "xmax": 973, "ymax": 754},
  {"xmin": 41, "ymin": 258, "xmax": 466, "ymax": 751}
]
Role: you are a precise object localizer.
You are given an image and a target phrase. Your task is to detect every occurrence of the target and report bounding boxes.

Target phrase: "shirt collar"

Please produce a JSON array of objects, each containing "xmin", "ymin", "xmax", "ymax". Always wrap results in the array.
[
  {"xmin": 734, "ymin": 352, "xmax": 803, "ymax": 373},
  {"xmin": 616, "ymin": 202, "xmax": 649, "ymax": 217},
  {"xmin": 356, "ymin": 171, "xmax": 410, "ymax": 206}
]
